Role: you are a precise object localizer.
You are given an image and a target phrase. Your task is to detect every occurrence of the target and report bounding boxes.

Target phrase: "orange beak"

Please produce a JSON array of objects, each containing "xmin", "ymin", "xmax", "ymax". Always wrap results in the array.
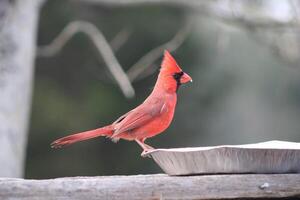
[{"xmin": 181, "ymin": 72, "xmax": 192, "ymax": 84}]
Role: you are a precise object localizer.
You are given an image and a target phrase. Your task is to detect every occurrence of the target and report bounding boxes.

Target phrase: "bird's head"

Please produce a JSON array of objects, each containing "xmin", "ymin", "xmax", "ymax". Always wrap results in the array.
[{"xmin": 157, "ymin": 50, "xmax": 192, "ymax": 93}]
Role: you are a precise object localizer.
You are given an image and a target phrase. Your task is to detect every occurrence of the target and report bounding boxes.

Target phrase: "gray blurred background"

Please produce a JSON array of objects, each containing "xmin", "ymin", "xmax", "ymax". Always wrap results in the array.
[{"xmin": 25, "ymin": 0, "xmax": 300, "ymax": 178}]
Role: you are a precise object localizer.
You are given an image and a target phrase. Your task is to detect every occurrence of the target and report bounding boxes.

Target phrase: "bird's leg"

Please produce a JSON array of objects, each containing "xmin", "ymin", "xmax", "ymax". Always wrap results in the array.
[
  {"xmin": 135, "ymin": 139, "xmax": 154, "ymax": 150},
  {"xmin": 135, "ymin": 139, "xmax": 154, "ymax": 157},
  {"xmin": 141, "ymin": 139, "xmax": 154, "ymax": 150}
]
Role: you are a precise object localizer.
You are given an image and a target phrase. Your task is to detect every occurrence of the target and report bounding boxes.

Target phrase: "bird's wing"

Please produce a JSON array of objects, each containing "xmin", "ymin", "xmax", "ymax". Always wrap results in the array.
[
  {"xmin": 112, "ymin": 110, "xmax": 133, "ymax": 125},
  {"xmin": 112, "ymin": 98, "xmax": 165, "ymax": 137}
]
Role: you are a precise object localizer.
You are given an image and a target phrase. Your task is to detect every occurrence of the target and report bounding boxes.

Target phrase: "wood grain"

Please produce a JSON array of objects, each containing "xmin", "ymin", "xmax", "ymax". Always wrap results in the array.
[{"xmin": 0, "ymin": 174, "xmax": 300, "ymax": 200}]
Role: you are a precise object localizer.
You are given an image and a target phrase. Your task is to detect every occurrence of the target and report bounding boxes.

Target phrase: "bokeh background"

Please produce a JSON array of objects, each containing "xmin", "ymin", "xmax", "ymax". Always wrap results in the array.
[{"xmin": 26, "ymin": 0, "xmax": 300, "ymax": 179}]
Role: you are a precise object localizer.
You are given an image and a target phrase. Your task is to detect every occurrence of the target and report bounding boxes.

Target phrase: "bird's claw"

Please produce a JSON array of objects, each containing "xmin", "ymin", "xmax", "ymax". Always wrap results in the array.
[{"xmin": 141, "ymin": 149, "xmax": 154, "ymax": 158}]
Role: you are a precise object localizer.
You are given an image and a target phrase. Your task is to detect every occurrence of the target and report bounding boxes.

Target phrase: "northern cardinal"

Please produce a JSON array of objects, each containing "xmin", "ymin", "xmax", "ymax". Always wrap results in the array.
[{"xmin": 51, "ymin": 50, "xmax": 192, "ymax": 155}]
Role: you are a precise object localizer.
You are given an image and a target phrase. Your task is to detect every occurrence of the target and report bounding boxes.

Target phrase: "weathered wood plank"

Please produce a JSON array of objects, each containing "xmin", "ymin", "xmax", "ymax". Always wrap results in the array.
[{"xmin": 0, "ymin": 174, "xmax": 300, "ymax": 200}]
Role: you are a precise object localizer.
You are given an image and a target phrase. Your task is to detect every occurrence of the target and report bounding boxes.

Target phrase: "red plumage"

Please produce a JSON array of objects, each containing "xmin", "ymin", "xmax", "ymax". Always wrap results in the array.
[{"xmin": 51, "ymin": 50, "xmax": 192, "ymax": 155}]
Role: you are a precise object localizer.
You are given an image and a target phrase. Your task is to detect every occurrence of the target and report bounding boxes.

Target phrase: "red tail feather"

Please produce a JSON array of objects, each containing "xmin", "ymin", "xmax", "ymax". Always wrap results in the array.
[{"xmin": 51, "ymin": 125, "xmax": 113, "ymax": 148}]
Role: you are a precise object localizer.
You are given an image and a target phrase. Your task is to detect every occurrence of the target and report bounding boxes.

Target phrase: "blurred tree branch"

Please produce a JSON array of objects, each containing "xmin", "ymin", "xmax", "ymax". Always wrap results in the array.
[
  {"xmin": 38, "ymin": 18, "xmax": 192, "ymax": 96},
  {"xmin": 74, "ymin": 0, "xmax": 298, "ymax": 28},
  {"xmin": 222, "ymin": 0, "xmax": 300, "ymax": 68},
  {"xmin": 38, "ymin": 25, "xmax": 131, "ymax": 56},
  {"xmin": 73, "ymin": 0, "xmax": 300, "ymax": 67},
  {"xmin": 109, "ymin": 28, "xmax": 132, "ymax": 52},
  {"xmin": 73, "ymin": 0, "xmax": 204, "ymax": 7},
  {"xmin": 38, "ymin": 1, "xmax": 300, "ymax": 101},
  {"xmin": 38, "ymin": 21, "xmax": 135, "ymax": 98},
  {"xmin": 127, "ymin": 19, "xmax": 192, "ymax": 82}
]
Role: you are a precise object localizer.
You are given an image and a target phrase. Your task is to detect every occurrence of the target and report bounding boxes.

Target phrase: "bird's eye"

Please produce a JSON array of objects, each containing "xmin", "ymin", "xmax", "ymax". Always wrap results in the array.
[{"xmin": 172, "ymin": 71, "xmax": 184, "ymax": 81}]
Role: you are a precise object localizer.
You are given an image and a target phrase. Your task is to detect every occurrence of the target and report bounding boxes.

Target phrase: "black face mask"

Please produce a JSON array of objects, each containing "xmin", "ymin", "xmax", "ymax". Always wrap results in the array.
[{"xmin": 172, "ymin": 71, "xmax": 184, "ymax": 91}]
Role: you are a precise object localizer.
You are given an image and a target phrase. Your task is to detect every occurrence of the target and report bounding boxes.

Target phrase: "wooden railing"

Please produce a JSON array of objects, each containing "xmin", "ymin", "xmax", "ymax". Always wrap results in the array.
[{"xmin": 1, "ymin": 174, "xmax": 300, "ymax": 199}]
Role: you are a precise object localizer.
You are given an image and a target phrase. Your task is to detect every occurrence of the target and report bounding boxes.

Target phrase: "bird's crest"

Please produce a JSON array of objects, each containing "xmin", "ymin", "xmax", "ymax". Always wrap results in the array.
[{"xmin": 161, "ymin": 50, "xmax": 182, "ymax": 73}]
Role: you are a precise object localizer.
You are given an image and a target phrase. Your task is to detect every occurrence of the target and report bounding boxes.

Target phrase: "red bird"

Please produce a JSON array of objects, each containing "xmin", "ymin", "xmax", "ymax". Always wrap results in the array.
[{"xmin": 51, "ymin": 50, "xmax": 192, "ymax": 155}]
